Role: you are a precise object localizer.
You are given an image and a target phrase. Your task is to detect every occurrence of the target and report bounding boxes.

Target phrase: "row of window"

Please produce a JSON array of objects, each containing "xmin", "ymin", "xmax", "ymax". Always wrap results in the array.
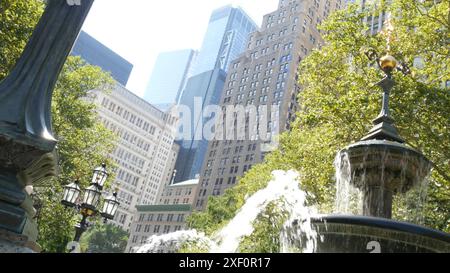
[
  {"xmin": 101, "ymin": 97, "xmax": 157, "ymax": 135},
  {"xmin": 137, "ymin": 213, "xmax": 185, "ymax": 223},
  {"xmin": 161, "ymin": 198, "xmax": 191, "ymax": 205},
  {"xmin": 131, "ymin": 225, "xmax": 183, "ymax": 243}
]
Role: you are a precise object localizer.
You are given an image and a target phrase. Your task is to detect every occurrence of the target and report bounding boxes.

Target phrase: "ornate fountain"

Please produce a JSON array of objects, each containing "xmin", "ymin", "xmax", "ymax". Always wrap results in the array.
[
  {"xmin": 304, "ymin": 50, "xmax": 450, "ymax": 253},
  {"xmin": 337, "ymin": 51, "xmax": 431, "ymax": 219}
]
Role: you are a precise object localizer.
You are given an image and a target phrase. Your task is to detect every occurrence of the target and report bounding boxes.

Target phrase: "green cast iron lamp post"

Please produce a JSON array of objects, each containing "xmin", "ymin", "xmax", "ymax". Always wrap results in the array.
[{"xmin": 61, "ymin": 163, "xmax": 120, "ymax": 243}]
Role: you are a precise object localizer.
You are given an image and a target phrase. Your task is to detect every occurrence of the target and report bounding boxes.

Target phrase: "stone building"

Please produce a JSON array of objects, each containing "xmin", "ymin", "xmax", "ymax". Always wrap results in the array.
[
  {"xmin": 89, "ymin": 84, "xmax": 178, "ymax": 232},
  {"xmin": 125, "ymin": 179, "xmax": 199, "ymax": 252}
]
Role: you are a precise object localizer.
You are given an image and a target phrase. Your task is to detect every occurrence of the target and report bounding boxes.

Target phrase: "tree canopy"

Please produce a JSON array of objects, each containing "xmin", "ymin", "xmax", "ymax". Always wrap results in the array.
[{"xmin": 80, "ymin": 223, "xmax": 129, "ymax": 253}]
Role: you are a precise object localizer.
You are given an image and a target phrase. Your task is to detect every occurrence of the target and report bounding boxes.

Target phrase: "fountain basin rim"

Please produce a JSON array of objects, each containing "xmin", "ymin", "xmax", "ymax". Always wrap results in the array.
[
  {"xmin": 342, "ymin": 140, "xmax": 426, "ymax": 156},
  {"xmin": 341, "ymin": 140, "xmax": 430, "ymax": 161},
  {"xmin": 311, "ymin": 215, "xmax": 450, "ymax": 244}
]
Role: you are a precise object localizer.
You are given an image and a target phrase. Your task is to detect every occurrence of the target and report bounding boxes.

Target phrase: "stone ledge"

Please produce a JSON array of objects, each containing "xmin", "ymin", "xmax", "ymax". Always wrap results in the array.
[{"xmin": 0, "ymin": 229, "xmax": 41, "ymax": 253}]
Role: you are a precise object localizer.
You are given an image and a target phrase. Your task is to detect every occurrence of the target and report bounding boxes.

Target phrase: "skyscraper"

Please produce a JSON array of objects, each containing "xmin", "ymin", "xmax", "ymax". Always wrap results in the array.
[
  {"xmin": 174, "ymin": 6, "xmax": 258, "ymax": 183},
  {"xmin": 71, "ymin": 31, "xmax": 133, "ymax": 86},
  {"xmin": 194, "ymin": 0, "xmax": 345, "ymax": 210},
  {"xmin": 193, "ymin": 5, "xmax": 258, "ymax": 75},
  {"xmin": 174, "ymin": 68, "xmax": 227, "ymax": 183},
  {"xmin": 144, "ymin": 49, "xmax": 197, "ymax": 110}
]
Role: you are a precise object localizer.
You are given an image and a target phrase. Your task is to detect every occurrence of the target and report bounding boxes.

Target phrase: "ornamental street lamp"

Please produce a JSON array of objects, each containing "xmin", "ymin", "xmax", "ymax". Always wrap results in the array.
[{"xmin": 61, "ymin": 164, "xmax": 120, "ymax": 243}]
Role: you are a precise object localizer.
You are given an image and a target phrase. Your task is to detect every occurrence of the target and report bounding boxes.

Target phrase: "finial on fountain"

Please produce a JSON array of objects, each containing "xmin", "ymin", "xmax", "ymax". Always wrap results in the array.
[{"xmin": 361, "ymin": 48, "xmax": 411, "ymax": 143}]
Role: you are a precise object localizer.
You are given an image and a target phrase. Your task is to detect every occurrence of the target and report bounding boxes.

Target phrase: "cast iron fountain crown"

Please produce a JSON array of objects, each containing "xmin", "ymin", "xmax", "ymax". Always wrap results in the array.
[{"xmin": 361, "ymin": 48, "xmax": 412, "ymax": 143}]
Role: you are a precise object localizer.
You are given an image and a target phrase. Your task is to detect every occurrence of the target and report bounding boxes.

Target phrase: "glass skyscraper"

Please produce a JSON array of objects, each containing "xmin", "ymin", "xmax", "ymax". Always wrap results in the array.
[
  {"xmin": 144, "ymin": 49, "xmax": 197, "ymax": 110},
  {"xmin": 174, "ymin": 5, "xmax": 257, "ymax": 183},
  {"xmin": 71, "ymin": 31, "xmax": 133, "ymax": 86},
  {"xmin": 193, "ymin": 5, "xmax": 257, "ymax": 76}
]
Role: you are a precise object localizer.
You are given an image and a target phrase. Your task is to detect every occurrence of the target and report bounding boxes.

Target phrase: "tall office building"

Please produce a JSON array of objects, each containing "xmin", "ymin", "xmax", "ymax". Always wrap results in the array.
[
  {"xmin": 174, "ymin": 6, "xmax": 258, "ymax": 183},
  {"xmin": 143, "ymin": 49, "xmax": 197, "ymax": 110},
  {"xmin": 89, "ymin": 84, "xmax": 179, "ymax": 232},
  {"xmin": 194, "ymin": 0, "xmax": 345, "ymax": 210},
  {"xmin": 71, "ymin": 31, "xmax": 133, "ymax": 86},
  {"xmin": 193, "ymin": 5, "xmax": 258, "ymax": 75}
]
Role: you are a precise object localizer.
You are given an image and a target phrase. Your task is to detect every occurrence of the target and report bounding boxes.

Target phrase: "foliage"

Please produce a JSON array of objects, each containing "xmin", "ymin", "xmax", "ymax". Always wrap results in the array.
[
  {"xmin": 80, "ymin": 223, "xmax": 129, "ymax": 253},
  {"xmin": 188, "ymin": 0, "xmax": 450, "ymax": 251},
  {"xmin": 239, "ymin": 201, "xmax": 289, "ymax": 253},
  {"xmin": 0, "ymin": 0, "xmax": 118, "ymax": 252},
  {"xmin": 0, "ymin": 0, "xmax": 44, "ymax": 79}
]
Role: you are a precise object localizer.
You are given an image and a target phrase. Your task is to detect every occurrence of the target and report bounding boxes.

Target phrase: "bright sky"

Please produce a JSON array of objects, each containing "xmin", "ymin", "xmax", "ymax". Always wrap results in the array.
[{"xmin": 81, "ymin": 0, "xmax": 279, "ymax": 97}]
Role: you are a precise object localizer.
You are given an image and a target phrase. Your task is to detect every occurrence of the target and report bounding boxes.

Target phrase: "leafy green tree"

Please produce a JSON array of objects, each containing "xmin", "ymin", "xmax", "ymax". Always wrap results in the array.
[
  {"xmin": 0, "ymin": 0, "xmax": 118, "ymax": 252},
  {"xmin": 80, "ymin": 224, "xmax": 129, "ymax": 253},
  {"xmin": 0, "ymin": 0, "xmax": 44, "ymax": 79},
  {"xmin": 188, "ymin": 0, "xmax": 450, "ymax": 252}
]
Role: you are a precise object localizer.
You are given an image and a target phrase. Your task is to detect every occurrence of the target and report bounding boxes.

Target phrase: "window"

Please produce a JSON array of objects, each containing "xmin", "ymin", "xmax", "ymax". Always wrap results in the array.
[
  {"xmin": 163, "ymin": 225, "xmax": 171, "ymax": 234},
  {"xmin": 157, "ymin": 214, "xmax": 163, "ymax": 221},
  {"xmin": 135, "ymin": 224, "xmax": 142, "ymax": 233},
  {"xmin": 167, "ymin": 214, "xmax": 174, "ymax": 222},
  {"xmin": 144, "ymin": 225, "xmax": 151, "ymax": 233},
  {"xmin": 177, "ymin": 214, "xmax": 185, "ymax": 222},
  {"xmin": 153, "ymin": 225, "xmax": 160, "ymax": 233},
  {"xmin": 138, "ymin": 214, "xmax": 145, "ymax": 222}
]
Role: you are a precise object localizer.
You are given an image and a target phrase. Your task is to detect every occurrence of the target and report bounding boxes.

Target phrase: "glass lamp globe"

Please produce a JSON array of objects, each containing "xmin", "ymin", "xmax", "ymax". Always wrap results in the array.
[
  {"xmin": 61, "ymin": 180, "xmax": 81, "ymax": 207},
  {"xmin": 101, "ymin": 192, "xmax": 120, "ymax": 220},
  {"xmin": 81, "ymin": 184, "xmax": 101, "ymax": 212},
  {"xmin": 92, "ymin": 163, "xmax": 108, "ymax": 189}
]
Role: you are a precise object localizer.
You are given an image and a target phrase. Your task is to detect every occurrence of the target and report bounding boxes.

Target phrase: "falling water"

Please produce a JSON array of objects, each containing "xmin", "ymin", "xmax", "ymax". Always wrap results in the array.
[
  {"xmin": 136, "ymin": 170, "xmax": 319, "ymax": 253},
  {"xmin": 211, "ymin": 170, "xmax": 318, "ymax": 253},
  {"xmin": 135, "ymin": 230, "xmax": 215, "ymax": 253},
  {"xmin": 334, "ymin": 143, "xmax": 431, "ymax": 224},
  {"xmin": 334, "ymin": 151, "xmax": 363, "ymax": 215}
]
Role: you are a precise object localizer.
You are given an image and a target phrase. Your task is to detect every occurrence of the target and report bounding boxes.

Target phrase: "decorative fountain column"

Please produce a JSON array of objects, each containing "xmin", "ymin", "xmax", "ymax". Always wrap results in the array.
[
  {"xmin": 0, "ymin": 0, "xmax": 94, "ymax": 253},
  {"xmin": 336, "ymin": 50, "xmax": 432, "ymax": 219}
]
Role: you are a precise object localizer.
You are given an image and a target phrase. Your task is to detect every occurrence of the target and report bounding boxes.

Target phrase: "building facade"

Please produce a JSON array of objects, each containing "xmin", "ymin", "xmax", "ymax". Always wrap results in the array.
[
  {"xmin": 144, "ymin": 49, "xmax": 198, "ymax": 110},
  {"xmin": 174, "ymin": 6, "xmax": 258, "ymax": 183},
  {"xmin": 346, "ymin": 0, "xmax": 389, "ymax": 34},
  {"xmin": 125, "ymin": 179, "xmax": 200, "ymax": 252},
  {"xmin": 90, "ymin": 84, "xmax": 178, "ymax": 232},
  {"xmin": 174, "ymin": 68, "xmax": 227, "ymax": 183},
  {"xmin": 71, "ymin": 31, "xmax": 133, "ymax": 86},
  {"xmin": 194, "ymin": 0, "xmax": 345, "ymax": 210}
]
